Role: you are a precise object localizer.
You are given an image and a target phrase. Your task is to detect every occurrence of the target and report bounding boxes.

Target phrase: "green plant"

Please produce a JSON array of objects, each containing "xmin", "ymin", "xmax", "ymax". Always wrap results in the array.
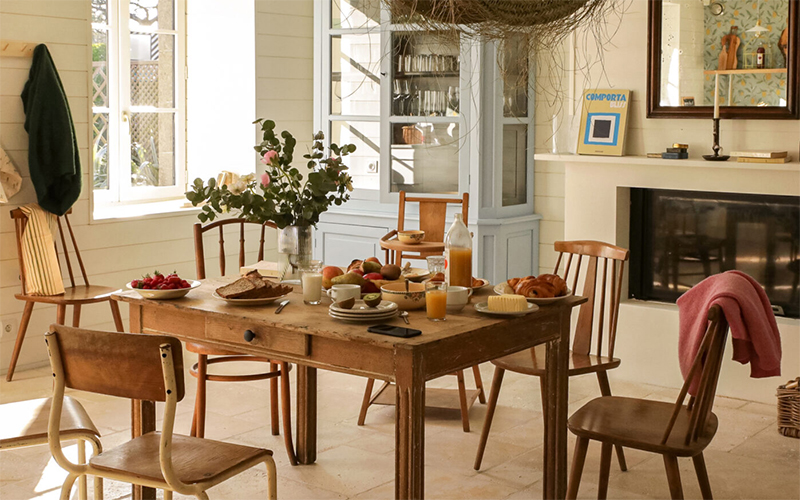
[{"xmin": 185, "ymin": 119, "xmax": 356, "ymax": 229}]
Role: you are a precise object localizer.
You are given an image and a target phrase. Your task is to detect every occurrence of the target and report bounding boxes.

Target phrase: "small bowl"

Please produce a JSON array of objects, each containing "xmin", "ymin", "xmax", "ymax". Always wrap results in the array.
[
  {"xmin": 381, "ymin": 282, "xmax": 426, "ymax": 310},
  {"xmin": 127, "ymin": 280, "xmax": 201, "ymax": 300},
  {"xmin": 446, "ymin": 285, "xmax": 472, "ymax": 312},
  {"xmin": 397, "ymin": 230, "xmax": 425, "ymax": 245}
]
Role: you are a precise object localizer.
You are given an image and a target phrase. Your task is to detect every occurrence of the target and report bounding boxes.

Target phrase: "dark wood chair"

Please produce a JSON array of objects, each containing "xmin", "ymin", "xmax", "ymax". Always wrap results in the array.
[
  {"xmin": 45, "ymin": 325, "xmax": 276, "ymax": 500},
  {"xmin": 566, "ymin": 305, "xmax": 730, "ymax": 500},
  {"xmin": 474, "ymin": 240, "xmax": 630, "ymax": 469},
  {"xmin": 192, "ymin": 219, "xmax": 296, "ymax": 464},
  {"xmin": 7, "ymin": 208, "xmax": 124, "ymax": 382}
]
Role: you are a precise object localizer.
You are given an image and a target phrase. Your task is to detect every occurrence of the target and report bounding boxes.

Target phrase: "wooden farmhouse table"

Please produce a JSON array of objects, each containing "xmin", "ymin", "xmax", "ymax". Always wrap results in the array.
[{"xmin": 113, "ymin": 279, "xmax": 586, "ymax": 500}]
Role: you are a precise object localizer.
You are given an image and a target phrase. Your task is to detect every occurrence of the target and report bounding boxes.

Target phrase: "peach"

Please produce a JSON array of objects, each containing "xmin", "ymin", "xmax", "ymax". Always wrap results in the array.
[{"xmin": 321, "ymin": 266, "xmax": 344, "ymax": 289}]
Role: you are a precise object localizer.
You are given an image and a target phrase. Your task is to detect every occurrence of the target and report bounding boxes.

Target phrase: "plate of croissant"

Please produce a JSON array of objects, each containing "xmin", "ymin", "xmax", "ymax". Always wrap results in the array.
[
  {"xmin": 494, "ymin": 274, "xmax": 572, "ymax": 305},
  {"xmin": 427, "ymin": 273, "xmax": 490, "ymax": 290}
]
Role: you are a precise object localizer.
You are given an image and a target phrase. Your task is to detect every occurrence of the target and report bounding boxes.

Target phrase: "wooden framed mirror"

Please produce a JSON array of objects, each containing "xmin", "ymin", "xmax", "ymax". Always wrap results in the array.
[{"xmin": 647, "ymin": 0, "xmax": 799, "ymax": 119}]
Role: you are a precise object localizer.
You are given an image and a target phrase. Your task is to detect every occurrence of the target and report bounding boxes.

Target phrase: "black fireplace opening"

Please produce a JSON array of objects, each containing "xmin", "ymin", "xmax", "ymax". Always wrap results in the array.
[{"xmin": 629, "ymin": 189, "xmax": 800, "ymax": 318}]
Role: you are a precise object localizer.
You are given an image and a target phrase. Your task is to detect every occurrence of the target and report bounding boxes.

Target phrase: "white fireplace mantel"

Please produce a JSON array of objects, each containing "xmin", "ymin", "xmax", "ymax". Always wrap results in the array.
[{"xmin": 536, "ymin": 152, "xmax": 799, "ymax": 404}]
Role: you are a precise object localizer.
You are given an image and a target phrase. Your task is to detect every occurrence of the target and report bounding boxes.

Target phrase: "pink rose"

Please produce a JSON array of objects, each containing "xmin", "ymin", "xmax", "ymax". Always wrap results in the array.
[
  {"xmin": 260, "ymin": 172, "xmax": 270, "ymax": 186},
  {"xmin": 261, "ymin": 150, "xmax": 279, "ymax": 166}
]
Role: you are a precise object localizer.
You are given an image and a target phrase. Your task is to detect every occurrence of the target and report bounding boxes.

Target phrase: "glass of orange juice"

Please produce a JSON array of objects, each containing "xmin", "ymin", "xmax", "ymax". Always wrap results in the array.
[{"xmin": 425, "ymin": 281, "xmax": 448, "ymax": 321}]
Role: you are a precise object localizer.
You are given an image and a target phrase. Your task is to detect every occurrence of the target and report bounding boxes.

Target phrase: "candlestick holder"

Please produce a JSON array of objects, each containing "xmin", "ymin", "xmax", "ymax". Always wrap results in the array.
[{"xmin": 703, "ymin": 118, "xmax": 730, "ymax": 161}]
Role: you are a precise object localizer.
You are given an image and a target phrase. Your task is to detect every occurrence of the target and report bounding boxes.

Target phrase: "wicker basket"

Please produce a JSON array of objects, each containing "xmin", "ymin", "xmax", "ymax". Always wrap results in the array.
[{"xmin": 777, "ymin": 377, "xmax": 800, "ymax": 438}]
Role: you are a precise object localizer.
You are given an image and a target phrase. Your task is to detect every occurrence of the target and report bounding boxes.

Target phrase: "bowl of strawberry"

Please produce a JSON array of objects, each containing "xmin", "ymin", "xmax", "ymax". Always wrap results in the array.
[{"xmin": 127, "ymin": 271, "xmax": 201, "ymax": 299}]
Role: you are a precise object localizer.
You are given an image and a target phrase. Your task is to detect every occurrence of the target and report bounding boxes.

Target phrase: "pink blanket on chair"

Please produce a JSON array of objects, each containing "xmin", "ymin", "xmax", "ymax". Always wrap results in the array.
[{"xmin": 676, "ymin": 271, "xmax": 781, "ymax": 395}]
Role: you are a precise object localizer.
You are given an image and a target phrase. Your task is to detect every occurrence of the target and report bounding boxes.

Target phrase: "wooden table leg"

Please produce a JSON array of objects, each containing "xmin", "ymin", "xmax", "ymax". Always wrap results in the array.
[
  {"xmin": 130, "ymin": 304, "xmax": 157, "ymax": 500},
  {"xmin": 296, "ymin": 365, "xmax": 317, "ymax": 465},
  {"xmin": 543, "ymin": 308, "xmax": 570, "ymax": 500},
  {"xmin": 395, "ymin": 349, "xmax": 425, "ymax": 500}
]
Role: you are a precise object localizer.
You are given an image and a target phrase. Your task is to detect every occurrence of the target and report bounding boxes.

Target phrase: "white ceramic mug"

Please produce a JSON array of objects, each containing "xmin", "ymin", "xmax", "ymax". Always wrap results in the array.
[
  {"xmin": 327, "ymin": 284, "xmax": 361, "ymax": 303},
  {"xmin": 446, "ymin": 285, "xmax": 472, "ymax": 311}
]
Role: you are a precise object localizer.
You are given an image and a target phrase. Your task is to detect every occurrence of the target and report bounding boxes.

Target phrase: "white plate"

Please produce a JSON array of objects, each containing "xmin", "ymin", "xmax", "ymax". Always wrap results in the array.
[
  {"xmin": 211, "ymin": 290, "xmax": 291, "ymax": 306},
  {"xmin": 474, "ymin": 301, "xmax": 539, "ymax": 317},
  {"xmin": 329, "ymin": 311, "xmax": 398, "ymax": 323},
  {"xmin": 330, "ymin": 300, "xmax": 398, "ymax": 315},
  {"xmin": 127, "ymin": 280, "xmax": 201, "ymax": 299},
  {"xmin": 492, "ymin": 284, "xmax": 573, "ymax": 305},
  {"xmin": 403, "ymin": 268, "xmax": 431, "ymax": 282}
]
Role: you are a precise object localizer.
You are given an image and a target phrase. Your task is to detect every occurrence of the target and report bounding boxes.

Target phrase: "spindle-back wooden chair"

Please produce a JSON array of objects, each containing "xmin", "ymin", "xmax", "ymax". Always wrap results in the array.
[
  {"xmin": 566, "ymin": 305, "xmax": 729, "ymax": 500},
  {"xmin": 474, "ymin": 240, "xmax": 630, "ymax": 470},
  {"xmin": 192, "ymin": 219, "xmax": 296, "ymax": 465},
  {"xmin": 7, "ymin": 208, "xmax": 124, "ymax": 381},
  {"xmin": 45, "ymin": 325, "xmax": 277, "ymax": 500}
]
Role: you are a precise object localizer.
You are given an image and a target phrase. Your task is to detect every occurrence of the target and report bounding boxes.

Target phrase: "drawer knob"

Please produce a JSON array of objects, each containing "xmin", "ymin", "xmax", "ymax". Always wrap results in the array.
[{"xmin": 243, "ymin": 330, "xmax": 256, "ymax": 342}]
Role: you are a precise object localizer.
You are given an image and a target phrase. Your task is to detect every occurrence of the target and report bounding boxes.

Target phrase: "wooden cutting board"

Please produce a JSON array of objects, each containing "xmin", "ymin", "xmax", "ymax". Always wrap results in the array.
[{"xmin": 721, "ymin": 32, "xmax": 741, "ymax": 70}]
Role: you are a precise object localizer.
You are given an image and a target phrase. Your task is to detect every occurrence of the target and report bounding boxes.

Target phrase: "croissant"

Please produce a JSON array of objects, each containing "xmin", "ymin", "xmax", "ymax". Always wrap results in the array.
[
  {"xmin": 515, "ymin": 280, "xmax": 556, "ymax": 298},
  {"xmin": 507, "ymin": 277, "xmax": 523, "ymax": 289},
  {"xmin": 536, "ymin": 274, "xmax": 568, "ymax": 296}
]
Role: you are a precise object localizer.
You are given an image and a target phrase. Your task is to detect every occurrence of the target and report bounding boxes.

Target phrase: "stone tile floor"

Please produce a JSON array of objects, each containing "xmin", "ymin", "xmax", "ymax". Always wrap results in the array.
[{"xmin": 1, "ymin": 360, "xmax": 797, "ymax": 499}]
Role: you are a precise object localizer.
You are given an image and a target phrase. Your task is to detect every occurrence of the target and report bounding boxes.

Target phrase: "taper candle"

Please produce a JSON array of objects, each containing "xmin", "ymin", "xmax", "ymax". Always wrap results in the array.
[{"xmin": 713, "ymin": 73, "xmax": 720, "ymax": 119}]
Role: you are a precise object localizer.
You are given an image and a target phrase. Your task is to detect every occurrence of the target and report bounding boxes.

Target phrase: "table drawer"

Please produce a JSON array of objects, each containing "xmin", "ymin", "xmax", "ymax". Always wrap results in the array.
[{"xmin": 205, "ymin": 317, "xmax": 309, "ymax": 357}]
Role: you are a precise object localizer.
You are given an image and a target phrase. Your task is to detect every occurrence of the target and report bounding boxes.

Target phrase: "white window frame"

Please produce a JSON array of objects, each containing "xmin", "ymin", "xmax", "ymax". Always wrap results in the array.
[{"xmin": 92, "ymin": 0, "xmax": 187, "ymax": 208}]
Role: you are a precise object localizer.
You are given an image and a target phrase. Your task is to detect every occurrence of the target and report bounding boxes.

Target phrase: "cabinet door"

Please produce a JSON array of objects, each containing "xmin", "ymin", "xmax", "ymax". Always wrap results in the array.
[{"xmin": 316, "ymin": 222, "xmax": 389, "ymax": 266}]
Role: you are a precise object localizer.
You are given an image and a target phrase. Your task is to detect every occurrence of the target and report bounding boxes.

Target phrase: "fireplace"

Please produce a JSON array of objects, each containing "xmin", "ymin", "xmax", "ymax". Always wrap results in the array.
[{"xmin": 629, "ymin": 189, "xmax": 800, "ymax": 318}]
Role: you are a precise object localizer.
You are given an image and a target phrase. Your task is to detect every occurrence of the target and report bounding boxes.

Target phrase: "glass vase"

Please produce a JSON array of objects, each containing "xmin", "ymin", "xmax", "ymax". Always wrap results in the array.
[{"xmin": 277, "ymin": 225, "xmax": 313, "ymax": 281}]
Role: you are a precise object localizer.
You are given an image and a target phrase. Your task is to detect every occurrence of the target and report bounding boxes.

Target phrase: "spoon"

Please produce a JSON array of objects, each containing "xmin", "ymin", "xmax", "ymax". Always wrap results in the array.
[{"xmin": 399, "ymin": 311, "xmax": 410, "ymax": 324}]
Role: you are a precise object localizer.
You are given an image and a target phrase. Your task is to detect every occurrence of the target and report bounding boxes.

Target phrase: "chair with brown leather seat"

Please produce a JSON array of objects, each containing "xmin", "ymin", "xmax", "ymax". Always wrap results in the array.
[
  {"xmin": 7, "ymin": 208, "xmax": 125, "ymax": 382},
  {"xmin": 474, "ymin": 240, "xmax": 630, "ymax": 469},
  {"xmin": 191, "ymin": 219, "xmax": 295, "ymax": 464},
  {"xmin": 45, "ymin": 325, "xmax": 277, "ymax": 500},
  {"xmin": 566, "ymin": 305, "xmax": 730, "ymax": 500}
]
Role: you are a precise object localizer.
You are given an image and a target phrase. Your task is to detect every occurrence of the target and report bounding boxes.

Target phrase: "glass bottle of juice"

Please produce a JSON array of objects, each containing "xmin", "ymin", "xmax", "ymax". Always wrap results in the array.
[{"xmin": 444, "ymin": 213, "xmax": 472, "ymax": 287}]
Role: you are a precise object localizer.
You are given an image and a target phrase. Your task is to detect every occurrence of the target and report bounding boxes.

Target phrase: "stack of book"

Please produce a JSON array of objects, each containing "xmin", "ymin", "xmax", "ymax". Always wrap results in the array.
[
  {"xmin": 647, "ymin": 143, "xmax": 689, "ymax": 159},
  {"xmin": 731, "ymin": 150, "xmax": 792, "ymax": 164}
]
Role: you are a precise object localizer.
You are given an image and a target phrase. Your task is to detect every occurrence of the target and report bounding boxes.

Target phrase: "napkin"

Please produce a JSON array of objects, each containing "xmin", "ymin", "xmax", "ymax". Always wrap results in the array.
[{"xmin": 19, "ymin": 204, "xmax": 65, "ymax": 296}]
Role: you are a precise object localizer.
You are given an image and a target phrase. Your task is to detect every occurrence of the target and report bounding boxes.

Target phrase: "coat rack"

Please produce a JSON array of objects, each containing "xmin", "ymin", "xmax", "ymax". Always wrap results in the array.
[{"xmin": 0, "ymin": 40, "xmax": 35, "ymax": 58}]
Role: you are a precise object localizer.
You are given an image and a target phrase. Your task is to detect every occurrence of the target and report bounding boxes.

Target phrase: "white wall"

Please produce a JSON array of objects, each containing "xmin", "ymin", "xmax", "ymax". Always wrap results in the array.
[{"xmin": 0, "ymin": 0, "xmax": 287, "ymax": 375}]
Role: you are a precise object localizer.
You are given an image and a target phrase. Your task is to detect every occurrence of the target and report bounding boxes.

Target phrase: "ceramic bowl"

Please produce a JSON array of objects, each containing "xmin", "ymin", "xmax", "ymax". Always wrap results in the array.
[
  {"xmin": 446, "ymin": 286, "xmax": 472, "ymax": 312},
  {"xmin": 381, "ymin": 281, "xmax": 426, "ymax": 310},
  {"xmin": 127, "ymin": 280, "xmax": 201, "ymax": 300},
  {"xmin": 397, "ymin": 230, "xmax": 425, "ymax": 245}
]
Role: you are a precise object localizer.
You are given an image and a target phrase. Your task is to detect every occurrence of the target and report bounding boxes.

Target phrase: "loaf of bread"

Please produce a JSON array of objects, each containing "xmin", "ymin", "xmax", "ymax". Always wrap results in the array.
[
  {"xmin": 488, "ymin": 294, "xmax": 527, "ymax": 312},
  {"xmin": 216, "ymin": 271, "xmax": 292, "ymax": 299}
]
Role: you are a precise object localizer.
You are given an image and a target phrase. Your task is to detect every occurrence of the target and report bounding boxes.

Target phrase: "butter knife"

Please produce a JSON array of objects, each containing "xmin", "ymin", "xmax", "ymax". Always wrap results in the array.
[{"xmin": 275, "ymin": 299, "xmax": 290, "ymax": 314}]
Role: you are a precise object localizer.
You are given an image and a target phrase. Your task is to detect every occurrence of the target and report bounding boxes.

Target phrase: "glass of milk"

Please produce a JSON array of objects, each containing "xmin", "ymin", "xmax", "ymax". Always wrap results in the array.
[{"xmin": 301, "ymin": 261, "xmax": 323, "ymax": 305}]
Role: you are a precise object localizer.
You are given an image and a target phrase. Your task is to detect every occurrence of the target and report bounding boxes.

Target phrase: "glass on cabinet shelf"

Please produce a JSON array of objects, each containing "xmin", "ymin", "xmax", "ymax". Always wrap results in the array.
[
  {"xmin": 331, "ymin": 33, "xmax": 381, "ymax": 116},
  {"xmin": 390, "ymin": 122, "xmax": 460, "ymax": 194},
  {"xmin": 500, "ymin": 36, "xmax": 530, "ymax": 118},
  {"xmin": 391, "ymin": 32, "xmax": 460, "ymax": 117}
]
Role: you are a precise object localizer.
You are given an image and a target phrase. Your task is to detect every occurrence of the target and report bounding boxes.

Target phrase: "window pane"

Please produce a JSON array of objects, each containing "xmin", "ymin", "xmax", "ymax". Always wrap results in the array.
[
  {"xmin": 92, "ymin": 29, "xmax": 109, "ymax": 107},
  {"xmin": 130, "ymin": 32, "xmax": 174, "ymax": 107},
  {"xmin": 92, "ymin": 0, "xmax": 108, "ymax": 24},
  {"xmin": 332, "ymin": 0, "xmax": 379, "ymax": 29},
  {"xmin": 501, "ymin": 37, "xmax": 529, "ymax": 118},
  {"xmin": 331, "ymin": 121, "xmax": 380, "ymax": 191},
  {"xmin": 502, "ymin": 124, "xmax": 527, "ymax": 206},
  {"xmin": 129, "ymin": 0, "xmax": 174, "ymax": 31},
  {"xmin": 130, "ymin": 112, "xmax": 175, "ymax": 187},
  {"xmin": 93, "ymin": 113, "xmax": 109, "ymax": 190},
  {"xmin": 392, "ymin": 32, "xmax": 460, "ymax": 117},
  {"xmin": 331, "ymin": 34, "xmax": 381, "ymax": 116},
  {"xmin": 390, "ymin": 122, "xmax": 459, "ymax": 194}
]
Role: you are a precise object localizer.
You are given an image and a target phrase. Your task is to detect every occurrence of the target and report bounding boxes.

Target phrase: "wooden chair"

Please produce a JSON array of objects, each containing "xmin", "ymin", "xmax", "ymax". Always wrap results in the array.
[
  {"xmin": 44, "ymin": 325, "xmax": 277, "ymax": 500},
  {"xmin": 474, "ymin": 240, "xmax": 630, "ymax": 469},
  {"xmin": 192, "ymin": 219, "xmax": 296, "ymax": 464},
  {"xmin": 379, "ymin": 191, "xmax": 469, "ymax": 266},
  {"xmin": 363, "ymin": 192, "xmax": 485, "ymax": 432},
  {"xmin": 1, "ymin": 396, "xmax": 103, "ymax": 500},
  {"xmin": 7, "ymin": 208, "xmax": 124, "ymax": 382},
  {"xmin": 566, "ymin": 305, "xmax": 730, "ymax": 500}
]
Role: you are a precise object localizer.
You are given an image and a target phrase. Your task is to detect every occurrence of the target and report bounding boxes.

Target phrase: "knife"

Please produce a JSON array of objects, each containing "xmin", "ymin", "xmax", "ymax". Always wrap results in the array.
[{"xmin": 275, "ymin": 299, "xmax": 290, "ymax": 314}]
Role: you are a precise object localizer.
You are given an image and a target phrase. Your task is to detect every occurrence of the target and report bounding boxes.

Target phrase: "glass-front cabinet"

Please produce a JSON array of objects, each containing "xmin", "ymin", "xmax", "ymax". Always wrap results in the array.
[{"xmin": 315, "ymin": 0, "xmax": 540, "ymax": 281}]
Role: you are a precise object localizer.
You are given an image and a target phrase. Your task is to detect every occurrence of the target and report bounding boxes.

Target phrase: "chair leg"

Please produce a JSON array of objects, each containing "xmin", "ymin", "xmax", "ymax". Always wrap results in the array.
[
  {"xmin": 270, "ymin": 362, "xmax": 279, "ymax": 436},
  {"xmin": 60, "ymin": 473, "xmax": 79, "ymax": 500},
  {"xmin": 57, "ymin": 304, "xmax": 67, "ymax": 325},
  {"xmin": 194, "ymin": 492, "xmax": 209, "ymax": 500},
  {"xmin": 164, "ymin": 490, "xmax": 173, "ymax": 500},
  {"xmin": 265, "ymin": 457, "xmax": 278, "ymax": 500},
  {"xmin": 6, "ymin": 301, "xmax": 34, "ymax": 382},
  {"xmin": 474, "ymin": 366, "xmax": 505, "ymax": 470},
  {"xmin": 598, "ymin": 442, "xmax": 613, "ymax": 500},
  {"xmin": 88, "ymin": 436, "xmax": 103, "ymax": 500},
  {"xmin": 280, "ymin": 361, "xmax": 298, "ymax": 465},
  {"xmin": 567, "ymin": 436, "xmax": 590, "ymax": 500},
  {"xmin": 456, "ymin": 369, "xmax": 470, "ymax": 432},
  {"xmin": 357, "ymin": 378, "xmax": 376, "ymax": 426},
  {"xmin": 539, "ymin": 376, "xmax": 548, "ymax": 422},
  {"xmin": 191, "ymin": 354, "xmax": 208, "ymax": 438},
  {"xmin": 664, "ymin": 454, "xmax": 685, "ymax": 500},
  {"xmin": 77, "ymin": 439, "xmax": 87, "ymax": 500},
  {"xmin": 597, "ymin": 371, "xmax": 628, "ymax": 471},
  {"xmin": 109, "ymin": 300, "xmax": 124, "ymax": 332},
  {"xmin": 692, "ymin": 453, "xmax": 713, "ymax": 500},
  {"xmin": 72, "ymin": 305, "xmax": 82, "ymax": 328},
  {"xmin": 472, "ymin": 365, "xmax": 486, "ymax": 404}
]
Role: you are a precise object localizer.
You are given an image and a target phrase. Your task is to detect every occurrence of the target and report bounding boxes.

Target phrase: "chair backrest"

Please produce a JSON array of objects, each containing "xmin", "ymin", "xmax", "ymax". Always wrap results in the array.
[
  {"xmin": 193, "ymin": 218, "xmax": 277, "ymax": 279},
  {"xmin": 553, "ymin": 240, "xmax": 630, "ymax": 358},
  {"xmin": 45, "ymin": 325, "xmax": 185, "ymax": 403},
  {"xmin": 397, "ymin": 191, "xmax": 469, "ymax": 243},
  {"xmin": 11, "ymin": 208, "xmax": 87, "ymax": 293},
  {"xmin": 662, "ymin": 305, "xmax": 729, "ymax": 445}
]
